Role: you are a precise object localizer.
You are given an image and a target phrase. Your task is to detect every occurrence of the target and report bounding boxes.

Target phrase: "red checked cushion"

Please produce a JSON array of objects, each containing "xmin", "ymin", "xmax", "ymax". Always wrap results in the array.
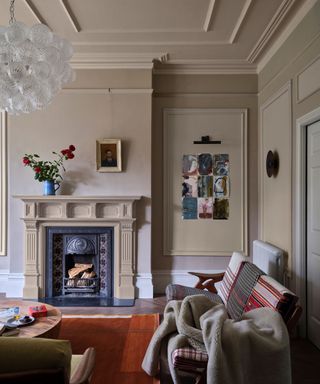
[
  {"xmin": 172, "ymin": 347, "xmax": 208, "ymax": 372},
  {"xmin": 217, "ymin": 252, "xmax": 247, "ymax": 305},
  {"xmin": 244, "ymin": 275, "xmax": 298, "ymax": 322}
]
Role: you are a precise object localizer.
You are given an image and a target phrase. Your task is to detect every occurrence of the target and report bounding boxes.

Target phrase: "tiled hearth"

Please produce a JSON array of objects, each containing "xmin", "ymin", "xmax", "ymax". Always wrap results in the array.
[{"xmin": 15, "ymin": 196, "xmax": 141, "ymax": 301}]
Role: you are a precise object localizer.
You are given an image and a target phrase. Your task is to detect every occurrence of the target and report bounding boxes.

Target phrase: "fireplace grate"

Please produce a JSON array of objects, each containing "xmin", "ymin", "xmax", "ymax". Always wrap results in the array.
[{"xmin": 63, "ymin": 277, "xmax": 100, "ymax": 294}]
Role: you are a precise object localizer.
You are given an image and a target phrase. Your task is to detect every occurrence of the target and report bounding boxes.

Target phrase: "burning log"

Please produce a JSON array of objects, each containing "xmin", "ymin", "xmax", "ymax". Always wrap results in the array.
[
  {"xmin": 66, "ymin": 263, "xmax": 97, "ymax": 288},
  {"xmin": 81, "ymin": 271, "xmax": 96, "ymax": 279},
  {"xmin": 68, "ymin": 263, "xmax": 93, "ymax": 278}
]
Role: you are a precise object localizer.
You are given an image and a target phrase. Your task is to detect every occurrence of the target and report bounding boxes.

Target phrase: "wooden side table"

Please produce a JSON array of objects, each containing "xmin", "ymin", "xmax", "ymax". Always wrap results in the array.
[{"xmin": 0, "ymin": 299, "xmax": 62, "ymax": 338}]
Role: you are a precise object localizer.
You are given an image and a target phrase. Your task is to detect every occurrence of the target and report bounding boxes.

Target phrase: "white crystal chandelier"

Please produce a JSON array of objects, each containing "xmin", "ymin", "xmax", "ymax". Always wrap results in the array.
[{"xmin": 0, "ymin": 0, "xmax": 75, "ymax": 115}]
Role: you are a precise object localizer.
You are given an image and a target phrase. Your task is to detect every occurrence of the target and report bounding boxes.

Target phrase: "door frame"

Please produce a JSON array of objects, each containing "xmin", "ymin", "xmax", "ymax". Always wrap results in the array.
[{"xmin": 295, "ymin": 106, "xmax": 320, "ymax": 337}]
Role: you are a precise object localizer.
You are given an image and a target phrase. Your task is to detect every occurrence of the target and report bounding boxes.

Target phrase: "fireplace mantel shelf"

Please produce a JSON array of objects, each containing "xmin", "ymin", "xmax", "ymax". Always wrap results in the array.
[
  {"xmin": 14, "ymin": 195, "xmax": 141, "ymax": 201},
  {"xmin": 14, "ymin": 195, "xmax": 142, "ymax": 221},
  {"xmin": 16, "ymin": 195, "xmax": 141, "ymax": 300}
]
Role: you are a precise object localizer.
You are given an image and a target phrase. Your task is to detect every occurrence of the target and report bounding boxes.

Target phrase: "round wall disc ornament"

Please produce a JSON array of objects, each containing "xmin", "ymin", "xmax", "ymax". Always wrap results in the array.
[{"xmin": 266, "ymin": 150, "xmax": 279, "ymax": 177}]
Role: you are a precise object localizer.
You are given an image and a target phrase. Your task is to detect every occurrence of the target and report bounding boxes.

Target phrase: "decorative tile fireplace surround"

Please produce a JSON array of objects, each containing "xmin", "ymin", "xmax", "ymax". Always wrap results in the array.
[{"xmin": 15, "ymin": 196, "xmax": 141, "ymax": 301}]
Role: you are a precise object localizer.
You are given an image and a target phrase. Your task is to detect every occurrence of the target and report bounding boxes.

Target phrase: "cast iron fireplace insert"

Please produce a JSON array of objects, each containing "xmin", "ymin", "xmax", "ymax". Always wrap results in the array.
[{"xmin": 44, "ymin": 227, "xmax": 134, "ymax": 307}]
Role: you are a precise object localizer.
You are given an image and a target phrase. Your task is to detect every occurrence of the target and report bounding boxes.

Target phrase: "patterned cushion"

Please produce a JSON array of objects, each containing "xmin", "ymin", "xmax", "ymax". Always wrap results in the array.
[
  {"xmin": 217, "ymin": 252, "xmax": 248, "ymax": 305},
  {"xmin": 244, "ymin": 275, "xmax": 298, "ymax": 321},
  {"xmin": 165, "ymin": 284, "xmax": 223, "ymax": 304},
  {"xmin": 227, "ymin": 262, "xmax": 265, "ymax": 320},
  {"xmin": 172, "ymin": 347, "xmax": 208, "ymax": 372}
]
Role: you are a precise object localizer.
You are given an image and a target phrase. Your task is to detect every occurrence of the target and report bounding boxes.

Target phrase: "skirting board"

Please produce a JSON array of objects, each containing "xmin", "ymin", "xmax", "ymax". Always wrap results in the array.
[
  {"xmin": 135, "ymin": 273, "xmax": 154, "ymax": 298},
  {"xmin": 0, "ymin": 271, "xmax": 155, "ymax": 300},
  {"xmin": 0, "ymin": 270, "xmax": 24, "ymax": 298},
  {"xmin": 0, "ymin": 270, "xmax": 223, "ymax": 299}
]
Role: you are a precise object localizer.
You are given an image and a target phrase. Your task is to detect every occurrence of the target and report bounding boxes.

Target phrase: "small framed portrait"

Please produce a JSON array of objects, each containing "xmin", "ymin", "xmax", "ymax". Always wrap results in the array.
[{"xmin": 96, "ymin": 139, "xmax": 122, "ymax": 172}]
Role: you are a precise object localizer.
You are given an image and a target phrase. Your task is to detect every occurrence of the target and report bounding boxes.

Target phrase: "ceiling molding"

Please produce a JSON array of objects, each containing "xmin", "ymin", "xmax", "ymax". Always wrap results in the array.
[
  {"xmin": 257, "ymin": 0, "xmax": 318, "ymax": 72},
  {"xmin": 23, "ymin": 0, "xmax": 49, "ymax": 26},
  {"xmin": 203, "ymin": 0, "xmax": 216, "ymax": 32},
  {"xmin": 153, "ymin": 92, "xmax": 257, "ymax": 97},
  {"xmin": 70, "ymin": 53, "xmax": 257, "ymax": 74},
  {"xmin": 247, "ymin": 0, "xmax": 297, "ymax": 63},
  {"xmin": 153, "ymin": 60, "xmax": 257, "ymax": 75},
  {"xmin": 229, "ymin": 0, "xmax": 253, "ymax": 43},
  {"xmin": 62, "ymin": 88, "xmax": 153, "ymax": 95},
  {"xmin": 108, "ymin": 88, "xmax": 153, "ymax": 95},
  {"xmin": 70, "ymin": 52, "xmax": 169, "ymax": 69},
  {"xmin": 72, "ymin": 39, "xmax": 228, "ymax": 47},
  {"xmin": 59, "ymin": 0, "xmax": 81, "ymax": 33}
]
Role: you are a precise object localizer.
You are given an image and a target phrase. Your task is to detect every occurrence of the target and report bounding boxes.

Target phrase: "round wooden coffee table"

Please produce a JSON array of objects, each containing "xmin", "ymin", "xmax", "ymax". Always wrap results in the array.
[{"xmin": 0, "ymin": 299, "xmax": 62, "ymax": 338}]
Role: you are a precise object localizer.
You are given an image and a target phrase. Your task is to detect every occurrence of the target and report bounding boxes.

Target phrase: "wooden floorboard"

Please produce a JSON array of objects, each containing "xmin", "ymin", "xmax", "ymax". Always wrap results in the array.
[
  {"xmin": 59, "ymin": 297, "xmax": 167, "ymax": 315},
  {"xmin": 291, "ymin": 337, "xmax": 320, "ymax": 384}
]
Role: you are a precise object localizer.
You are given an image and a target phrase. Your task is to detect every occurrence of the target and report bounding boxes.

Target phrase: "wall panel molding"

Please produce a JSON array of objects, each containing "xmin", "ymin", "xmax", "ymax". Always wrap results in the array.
[
  {"xmin": 259, "ymin": 81, "xmax": 292, "ymax": 270},
  {"xmin": 0, "ymin": 112, "xmax": 7, "ymax": 256},
  {"xmin": 163, "ymin": 108, "xmax": 248, "ymax": 257},
  {"xmin": 296, "ymin": 54, "xmax": 320, "ymax": 103}
]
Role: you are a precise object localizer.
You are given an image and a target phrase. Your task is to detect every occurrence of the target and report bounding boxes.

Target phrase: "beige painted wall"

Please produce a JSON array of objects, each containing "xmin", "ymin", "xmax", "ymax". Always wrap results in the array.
[
  {"xmin": 4, "ymin": 69, "xmax": 152, "ymax": 280},
  {"xmin": 152, "ymin": 74, "xmax": 258, "ymax": 281},
  {"xmin": 259, "ymin": 83, "xmax": 292, "ymax": 269},
  {"xmin": 258, "ymin": 1, "xmax": 320, "ymax": 288}
]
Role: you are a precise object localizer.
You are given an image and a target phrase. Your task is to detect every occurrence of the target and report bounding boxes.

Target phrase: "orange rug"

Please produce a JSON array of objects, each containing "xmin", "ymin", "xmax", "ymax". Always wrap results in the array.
[{"xmin": 58, "ymin": 314, "xmax": 159, "ymax": 384}]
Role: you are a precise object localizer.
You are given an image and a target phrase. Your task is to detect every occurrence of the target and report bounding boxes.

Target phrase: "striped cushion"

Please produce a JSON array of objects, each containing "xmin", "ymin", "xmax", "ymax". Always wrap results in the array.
[
  {"xmin": 244, "ymin": 275, "xmax": 298, "ymax": 321},
  {"xmin": 165, "ymin": 284, "xmax": 223, "ymax": 304},
  {"xmin": 172, "ymin": 347, "xmax": 208, "ymax": 372},
  {"xmin": 217, "ymin": 252, "xmax": 247, "ymax": 305},
  {"xmin": 227, "ymin": 262, "xmax": 265, "ymax": 320}
]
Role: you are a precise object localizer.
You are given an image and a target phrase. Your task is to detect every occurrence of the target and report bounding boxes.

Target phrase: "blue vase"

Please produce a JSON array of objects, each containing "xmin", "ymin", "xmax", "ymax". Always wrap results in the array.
[{"xmin": 43, "ymin": 180, "xmax": 60, "ymax": 196}]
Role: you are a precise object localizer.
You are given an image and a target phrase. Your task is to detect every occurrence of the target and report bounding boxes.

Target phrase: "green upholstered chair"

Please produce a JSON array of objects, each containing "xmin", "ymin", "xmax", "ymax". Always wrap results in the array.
[{"xmin": 0, "ymin": 337, "xmax": 95, "ymax": 384}]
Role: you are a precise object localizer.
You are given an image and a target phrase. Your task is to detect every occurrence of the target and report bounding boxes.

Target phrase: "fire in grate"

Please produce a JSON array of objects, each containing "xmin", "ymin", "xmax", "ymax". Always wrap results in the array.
[{"xmin": 63, "ymin": 263, "xmax": 100, "ymax": 294}]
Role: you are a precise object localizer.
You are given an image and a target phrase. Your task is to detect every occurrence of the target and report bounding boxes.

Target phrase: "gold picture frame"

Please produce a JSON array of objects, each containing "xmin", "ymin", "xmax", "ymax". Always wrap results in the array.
[{"xmin": 96, "ymin": 139, "xmax": 122, "ymax": 172}]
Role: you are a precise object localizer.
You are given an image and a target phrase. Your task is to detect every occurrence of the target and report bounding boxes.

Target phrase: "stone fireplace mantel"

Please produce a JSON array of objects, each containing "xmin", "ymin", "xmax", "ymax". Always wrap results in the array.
[{"xmin": 14, "ymin": 195, "xmax": 141, "ymax": 300}]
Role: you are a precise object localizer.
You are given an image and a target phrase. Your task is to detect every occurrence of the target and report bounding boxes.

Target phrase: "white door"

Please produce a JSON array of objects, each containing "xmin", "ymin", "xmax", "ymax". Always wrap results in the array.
[{"xmin": 307, "ymin": 120, "xmax": 320, "ymax": 349}]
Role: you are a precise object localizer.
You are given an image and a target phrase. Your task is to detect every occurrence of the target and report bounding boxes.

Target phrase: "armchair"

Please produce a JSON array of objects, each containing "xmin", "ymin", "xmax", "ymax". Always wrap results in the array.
[
  {"xmin": 0, "ymin": 337, "xmax": 95, "ymax": 384},
  {"xmin": 162, "ymin": 250, "xmax": 302, "ymax": 384}
]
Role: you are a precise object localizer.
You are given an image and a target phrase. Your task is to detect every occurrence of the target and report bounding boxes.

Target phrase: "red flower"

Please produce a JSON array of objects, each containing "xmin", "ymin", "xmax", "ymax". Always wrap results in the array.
[
  {"xmin": 34, "ymin": 166, "xmax": 41, "ymax": 173},
  {"xmin": 61, "ymin": 149, "xmax": 68, "ymax": 155},
  {"xmin": 67, "ymin": 152, "xmax": 75, "ymax": 159},
  {"xmin": 23, "ymin": 157, "xmax": 30, "ymax": 165},
  {"xmin": 69, "ymin": 145, "xmax": 75, "ymax": 151}
]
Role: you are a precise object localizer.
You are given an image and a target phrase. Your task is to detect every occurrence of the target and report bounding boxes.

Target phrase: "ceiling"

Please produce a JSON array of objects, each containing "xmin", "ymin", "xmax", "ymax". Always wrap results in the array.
[{"xmin": 0, "ymin": 0, "xmax": 315, "ymax": 73}]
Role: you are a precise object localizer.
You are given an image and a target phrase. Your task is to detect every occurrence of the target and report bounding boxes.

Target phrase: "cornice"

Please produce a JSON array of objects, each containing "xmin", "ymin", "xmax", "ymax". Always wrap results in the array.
[
  {"xmin": 153, "ymin": 60, "xmax": 257, "ymax": 75},
  {"xmin": 70, "ymin": 52, "xmax": 169, "ymax": 69},
  {"xmin": 247, "ymin": 0, "xmax": 298, "ymax": 63},
  {"xmin": 256, "ymin": 0, "xmax": 318, "ymax": 72},
  {"xmin": 70, "ymin": 53, "xmax": 257, "ymax": 74}
]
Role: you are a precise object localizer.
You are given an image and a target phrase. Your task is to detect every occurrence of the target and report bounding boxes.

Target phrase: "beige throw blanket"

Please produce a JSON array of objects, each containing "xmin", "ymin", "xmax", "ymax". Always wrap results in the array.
[{"xmin": 142, "ymin": 295, "xmax": 291, "ymax": 384}]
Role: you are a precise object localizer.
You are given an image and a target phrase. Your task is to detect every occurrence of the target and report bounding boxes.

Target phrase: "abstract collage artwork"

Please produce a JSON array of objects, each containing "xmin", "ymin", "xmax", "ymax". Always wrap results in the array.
[{"xmin": 182, "ymin": 153, "xmax": 230, "ymax": 220}]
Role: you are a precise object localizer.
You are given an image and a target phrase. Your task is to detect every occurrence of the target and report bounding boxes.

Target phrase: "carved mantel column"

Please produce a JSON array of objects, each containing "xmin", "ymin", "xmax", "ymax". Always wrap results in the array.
[
  {"xmin": 23, "ymin": 219, "xmax": 40, "ymax": 298},
  {"xmin": 15, "ymin": 196, "xmax": 141, "ymax": 300},
  {"xmin": 117, "ymin": 221, "xmax": 135, "ymax": 298}
]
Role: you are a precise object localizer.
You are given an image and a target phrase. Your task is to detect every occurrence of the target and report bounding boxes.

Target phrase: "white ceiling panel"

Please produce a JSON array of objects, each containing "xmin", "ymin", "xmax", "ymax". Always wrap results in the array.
[{"xmin": 67, "ymin": 0, "xmax": 210, "ymax": 32}]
